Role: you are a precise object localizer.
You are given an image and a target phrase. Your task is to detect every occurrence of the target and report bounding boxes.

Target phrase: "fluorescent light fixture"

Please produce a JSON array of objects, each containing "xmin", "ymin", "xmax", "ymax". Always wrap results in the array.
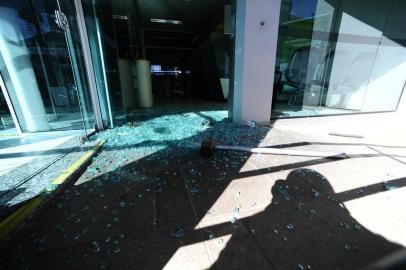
[
  {"xmin": 113, "ymin": 15, "xmax": 128, "ymax": 20},
  {"xmin": 151, "ymin": 18, "xmax": 183, "ymax": 25}
]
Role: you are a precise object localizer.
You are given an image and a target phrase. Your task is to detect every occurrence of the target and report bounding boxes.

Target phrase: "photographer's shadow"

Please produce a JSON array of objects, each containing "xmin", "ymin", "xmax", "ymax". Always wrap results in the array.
[{"xmin": 211, "ymin": 168, "xmax": 404, "ymax": 270}]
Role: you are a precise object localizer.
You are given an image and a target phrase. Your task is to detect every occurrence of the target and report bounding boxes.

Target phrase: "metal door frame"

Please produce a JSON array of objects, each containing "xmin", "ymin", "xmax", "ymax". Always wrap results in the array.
[{"xmin": 73, "ymin": 0, "xmax": 104, "ymax": 131}]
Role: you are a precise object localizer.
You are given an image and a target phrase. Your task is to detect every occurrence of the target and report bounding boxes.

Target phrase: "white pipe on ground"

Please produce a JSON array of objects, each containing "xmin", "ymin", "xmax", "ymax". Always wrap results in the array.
[{"xmin": 215, "ymin": 144, "xmax": 347, "ymax": 158}]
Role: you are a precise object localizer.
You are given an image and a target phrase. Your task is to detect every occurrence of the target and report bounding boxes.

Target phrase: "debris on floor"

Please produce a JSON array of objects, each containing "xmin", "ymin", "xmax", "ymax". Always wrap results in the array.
[
  {"xmin": 91, "ymin": 110, "xmax": 270, "ymax": 175},
  {"xmin": 383, "ymin": 181, "xmax": 399, "ymax": 191},
  {"xmin": 170, "ymin": 228, "xmax": 185, "ymax": 239},
  {"xmin": 2, "ymin": 107, "xmax": 404, "ymax": 270},
  {"xmin": 247, "ymin": 120, "xmax": 257, "ymax": 128}
]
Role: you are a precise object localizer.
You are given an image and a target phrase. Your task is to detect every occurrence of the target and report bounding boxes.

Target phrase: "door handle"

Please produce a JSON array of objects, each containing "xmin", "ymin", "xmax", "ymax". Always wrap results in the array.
[{"xmin": 54, "ymin": 10, "xmax": 70, "ymax": 32}]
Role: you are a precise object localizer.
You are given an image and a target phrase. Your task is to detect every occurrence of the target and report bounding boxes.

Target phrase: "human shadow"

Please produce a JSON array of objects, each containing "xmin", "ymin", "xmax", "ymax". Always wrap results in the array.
[{"xmin": 210, "ymin": 169, "xmax": 405, "ymax": 270}]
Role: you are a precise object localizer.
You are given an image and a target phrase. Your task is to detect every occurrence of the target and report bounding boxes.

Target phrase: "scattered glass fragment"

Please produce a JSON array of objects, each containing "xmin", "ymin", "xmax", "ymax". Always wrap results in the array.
[
  {"xmin": 201, "ymin": 120, "xmax": 211, "ymax": 126},
  {"xmin": 384, "ymin": 182, "xmax": 399, "ymax": 191},
  {"xmin": 170, "ymin": 228, "xmax": 185, "ymax": 238},
  {"xmin": 247, "ymin": 120, "xmax": 257, "ymax": 128},
  {"xmin": 356, "ymin": 187, "xmax": 366, "ymax": 194},
  {"xmin": 354, "ymin": 224, "xmax": 362, "ymax": 231},
  {"xmin": 276, "ymin": 185, "xmax": 291, "ymax": 200},
  {"xmin": 190, "ymin": 187, "xmax": 200, "ymax": 194}
]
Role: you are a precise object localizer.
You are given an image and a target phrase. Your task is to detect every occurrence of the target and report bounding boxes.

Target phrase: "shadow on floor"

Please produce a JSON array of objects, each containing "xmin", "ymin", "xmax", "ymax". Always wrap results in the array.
[
  {"xmin": 0, "ymin": 115, "xmax": 405, "ymax": 270},
  {"xmin": 211, "ymin": 168, "xmax": 405, "ymax": 269}
]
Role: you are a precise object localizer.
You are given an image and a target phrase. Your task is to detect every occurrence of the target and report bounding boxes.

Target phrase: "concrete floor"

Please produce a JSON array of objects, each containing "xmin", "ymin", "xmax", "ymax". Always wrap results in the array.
[{"xmin": 1, "ymin": 108, "xmax": 406, "ymax": 270}]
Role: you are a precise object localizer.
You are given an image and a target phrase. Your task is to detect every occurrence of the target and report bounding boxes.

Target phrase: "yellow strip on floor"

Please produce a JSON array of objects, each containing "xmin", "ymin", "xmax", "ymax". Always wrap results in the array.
[
  {"xmin": 0, "ymin": 140, "xmax": 105, "ymax": 240},
  {"xmin": 0, "ymin": 134, "xmax": 19, "ymax": 137}
]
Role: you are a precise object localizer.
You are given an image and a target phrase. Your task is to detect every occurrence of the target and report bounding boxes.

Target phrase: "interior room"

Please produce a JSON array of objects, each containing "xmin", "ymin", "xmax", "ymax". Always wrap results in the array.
[{"xmin": 82, "ymin": 0, "xmax": 234, "ymax": 125}]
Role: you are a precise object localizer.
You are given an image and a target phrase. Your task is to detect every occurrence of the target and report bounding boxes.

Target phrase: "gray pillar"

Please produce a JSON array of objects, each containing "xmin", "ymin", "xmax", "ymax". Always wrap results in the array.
[
  {"xmin": 0, "ymin": 7, "xmax": 49, "ymax": 132},
  {"xmin": 232, "ymin": 0, "xmax": 281, "ymax": 124},
  {"xmin": 118, "ymin": 59, "xmax": 136, "ymax": 109}
]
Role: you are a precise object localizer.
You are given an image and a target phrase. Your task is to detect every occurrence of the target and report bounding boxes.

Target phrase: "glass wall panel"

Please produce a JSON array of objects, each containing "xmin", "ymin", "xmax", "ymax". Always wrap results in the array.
[
  {"xmin": 0, "ymin": 0, "xmax": 95, "ymax": 132},
  {"xmin": 57, "ymin": 0, "xmax": 96, "ymax": 131},
  {"xmin": 272, "ymin": 0, "xmax": 405, "ymax": 118},
  {"xmin": 81, "ymin": 0, "xmax": 126, "ymax": 127},
  {"xmin": 361, "ymin": 0, "xmax": 406, "ymax": 112}
]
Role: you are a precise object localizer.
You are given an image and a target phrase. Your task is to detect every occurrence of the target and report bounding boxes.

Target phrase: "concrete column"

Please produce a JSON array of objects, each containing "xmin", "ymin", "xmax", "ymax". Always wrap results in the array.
[
  {"xmin": 0, "ymin": 7, "xmax": 49, "ymax": 132},
  {"xmin": 232, "ymin": 0, "xmax": 281, "ymax": 124},
  {"xmin": 118, "ymin": 59, "xmax": 136, "ymax": 109},
  {"xmin": 135, "ymin": 59, "xmax": 153, "ymax": 108}
]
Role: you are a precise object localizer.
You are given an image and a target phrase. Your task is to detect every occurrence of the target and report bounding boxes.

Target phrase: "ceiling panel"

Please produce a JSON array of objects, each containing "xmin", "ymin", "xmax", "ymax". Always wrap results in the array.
[{"xmin": 135, "ymin": 0, "xmax": 224, "ymax": 32}]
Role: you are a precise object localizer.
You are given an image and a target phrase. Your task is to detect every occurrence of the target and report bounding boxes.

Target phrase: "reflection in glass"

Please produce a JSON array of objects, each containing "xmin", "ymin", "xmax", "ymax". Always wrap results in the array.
[
  {"xmin": 0, "ymin": 0, "xmax": 95, "ymax": 132},
  {"xmin": 272, "ymin": 0, "xmax": 405, "ymax": 118},
  {"xmin": 0, "ymin": 89, "xmax": 16, "ymax": 133}
]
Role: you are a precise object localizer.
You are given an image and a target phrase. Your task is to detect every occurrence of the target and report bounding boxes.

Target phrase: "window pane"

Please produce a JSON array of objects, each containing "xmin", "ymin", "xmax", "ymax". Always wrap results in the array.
[{"xmin": 272, "ymin": 0, "xmax": 404, "ymax": 118}]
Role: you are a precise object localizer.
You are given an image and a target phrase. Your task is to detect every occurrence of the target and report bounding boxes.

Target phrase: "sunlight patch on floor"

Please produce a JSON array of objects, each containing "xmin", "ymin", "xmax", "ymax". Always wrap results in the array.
[{"xmin": 345, "ymin": 187, "xmax": 406, "ymax": 247}]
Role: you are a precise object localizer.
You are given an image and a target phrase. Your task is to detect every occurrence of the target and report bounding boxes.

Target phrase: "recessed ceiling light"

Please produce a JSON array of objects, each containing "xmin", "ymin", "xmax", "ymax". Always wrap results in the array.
[{"xmin": 151, "ymin": 18, "xmax": 183, "ymax": 25}]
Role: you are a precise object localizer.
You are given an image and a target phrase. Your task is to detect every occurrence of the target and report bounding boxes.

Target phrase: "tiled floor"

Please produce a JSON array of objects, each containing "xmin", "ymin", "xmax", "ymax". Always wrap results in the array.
[{"xmin": 1, "ymin": 110, "xmax": 406, "ymax": 270}]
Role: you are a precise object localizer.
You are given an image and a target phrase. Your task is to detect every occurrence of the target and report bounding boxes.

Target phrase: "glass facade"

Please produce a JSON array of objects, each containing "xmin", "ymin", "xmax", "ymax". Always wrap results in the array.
[
  {"xmin": 1, "ymin": 0, "xmax": 406, "ymax": 130},
  {"xmin": 272, "ymin": 0, "xmax": 406, "ymax": 118},
  {"xmin": 0, "ymin": 0, "xmax": 95, "ymax": 133}
]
